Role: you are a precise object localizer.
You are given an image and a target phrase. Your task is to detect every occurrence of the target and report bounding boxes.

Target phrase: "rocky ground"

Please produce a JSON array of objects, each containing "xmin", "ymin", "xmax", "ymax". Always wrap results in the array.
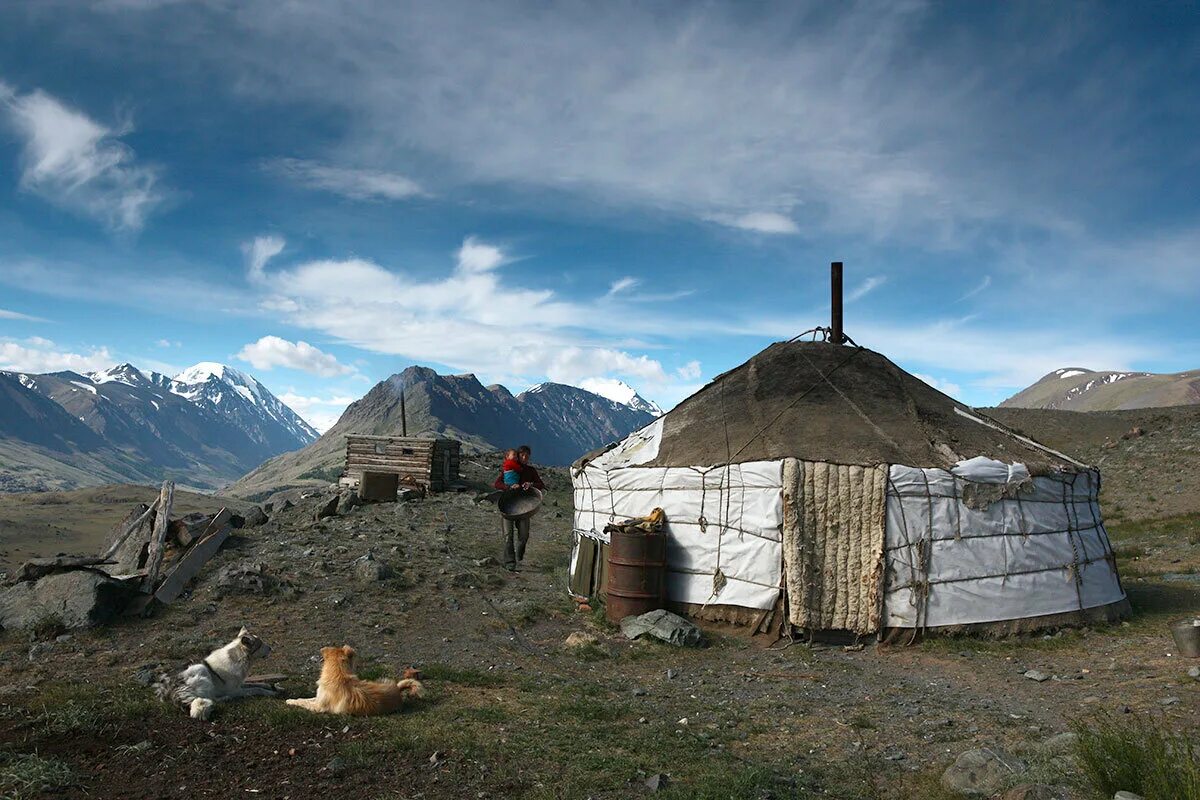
[{"xmin": 0, "ymin": 463, "xmax": 1196, "ymax": 799}]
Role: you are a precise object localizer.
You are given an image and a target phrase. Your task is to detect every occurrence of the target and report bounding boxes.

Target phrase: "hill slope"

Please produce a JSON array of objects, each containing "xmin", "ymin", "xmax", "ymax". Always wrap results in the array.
[
  {"xmin": 0, "ymin": 363, "xmax": 318, "ymax": 493},
  {"xmin": 228, "ymin": 366, "xmax": 655, "ymax": 497},
  {"xmin": 1001, "ymin": 367, "xmax": 1200, "ymax": 411}
]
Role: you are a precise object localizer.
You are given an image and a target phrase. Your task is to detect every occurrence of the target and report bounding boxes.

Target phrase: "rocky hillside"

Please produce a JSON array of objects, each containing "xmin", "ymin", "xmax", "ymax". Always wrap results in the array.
[
  {"xmin": 985, "ymin": 404, "xmax": 1200, "ymax": 520},
  {"xmin": 227, "ymin": 366, "xmax": 655, "ymax": 498},
  {"xmin": 0, "ymin": 363, "xmax": 318, "ymax": 493},
  {"xmin": 1000, "ymin": 367, "xmax": 1200, "ymax": 411}
]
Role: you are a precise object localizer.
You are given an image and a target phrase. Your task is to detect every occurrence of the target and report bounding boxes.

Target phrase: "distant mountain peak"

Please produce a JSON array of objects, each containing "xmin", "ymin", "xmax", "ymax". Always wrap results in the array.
[
  {"xmin": 1002, "ymin": 366, "xmax": 1200, "ymax": 411},
  {"xmin": 174, "ymin": 362, "xmax": 255, "ymax": 387},
  {"xmin": 88, "ymin": 363, "xmax": 151, "ymax": 387},
  {"xmin": 578, "ymin": 377, "xmax": 663, "ymax": 416}
]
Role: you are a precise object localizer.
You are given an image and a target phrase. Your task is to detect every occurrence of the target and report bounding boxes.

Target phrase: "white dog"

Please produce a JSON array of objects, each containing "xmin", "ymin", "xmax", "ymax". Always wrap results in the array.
[{"xmin": 154, "ymin": 627, "xmax": 278, "ymax": 720}]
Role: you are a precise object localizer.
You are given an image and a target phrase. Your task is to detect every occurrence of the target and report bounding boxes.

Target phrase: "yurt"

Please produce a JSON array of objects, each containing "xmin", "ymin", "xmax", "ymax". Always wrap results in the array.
[{"xmin": 569, "ymin": 338, "xmax": 1129, "ymax": 638}]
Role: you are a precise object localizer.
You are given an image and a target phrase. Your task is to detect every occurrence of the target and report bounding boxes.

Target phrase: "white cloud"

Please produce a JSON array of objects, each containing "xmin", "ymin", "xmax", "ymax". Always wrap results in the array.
[
  {"xmin": 0, "ymin": 337, "xmax": 115, "ymax": 374},
  {"xmin": 0, "ymin": 308, "xmax": 47, "ymax": 322},
  {"xmin": 252, "ymin": 236, "xmax": 688, "ymax": 389},
  {"xmin": 675, "ymin": 360, "xmax": 702, "ymax": 381},
  {"xmin": 243, "ymin": 234, "xmax": 285, "ymax": 281},
  {"xmin": 277, "ymin": 391, "xmax": 357, "ymax": 433},
  {"xmin": 0, "ymin": 82, "xmax": 166, "ymax": 231},
  {"xmin": 155, "ymin": 338, "xmax": 181, "ymax": 348},
  {"xmin": 265, "ymin": 158, "xmax": 423, "ymax": 201},
  {"xmin": 607, "ymin": 276, "xmax": 639, "ymax": 296},
  {"xmin": 719, "ymin": 212, "xmax": 800, "ymax": 235},
  {"xmin": 456, "ymin": 236, "xmax": 509, "ymax": 273},
  {"xmin": 235, "ymin": 335, "xmax": 354, "ymax": 377},
  {"xmin": 958, "ymin": 275, "xmax": 992, "ymax": 301},
  {"xmin": 912, "ymin": 373, "xmax": 963, "ymax": 400},
  {"xmin": 846, "ymin": 275, "xmax": 887, "ymax": 302}
]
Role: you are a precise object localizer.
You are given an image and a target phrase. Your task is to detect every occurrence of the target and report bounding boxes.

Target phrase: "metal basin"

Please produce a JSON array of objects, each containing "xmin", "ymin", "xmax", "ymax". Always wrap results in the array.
[{"xmin": 498, "ymin": 487, "xmax": 543, "ymax": 520}]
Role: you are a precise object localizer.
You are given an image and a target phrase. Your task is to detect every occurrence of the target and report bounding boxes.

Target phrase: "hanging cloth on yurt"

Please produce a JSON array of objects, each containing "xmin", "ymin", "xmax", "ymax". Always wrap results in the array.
[{"xmin": 782, "ymin": 459, "xmax": 888, "ymax": 634}]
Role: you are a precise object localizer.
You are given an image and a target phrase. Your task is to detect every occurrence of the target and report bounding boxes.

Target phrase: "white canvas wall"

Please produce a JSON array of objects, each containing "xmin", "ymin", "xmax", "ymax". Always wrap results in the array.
[
  {"xmin": 883, "ymin": 465, "xmax": 1125, "ymax": 629},
  {"xmin": 572, "ymin": 460, "xmax": 783, "ymax": 610}
]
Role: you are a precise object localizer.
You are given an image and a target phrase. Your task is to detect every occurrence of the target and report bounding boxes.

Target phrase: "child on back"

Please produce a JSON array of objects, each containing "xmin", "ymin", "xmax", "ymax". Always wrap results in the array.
[{"xmin": 501, "ymin": 449, "xmax": 522, "ymax": 488}]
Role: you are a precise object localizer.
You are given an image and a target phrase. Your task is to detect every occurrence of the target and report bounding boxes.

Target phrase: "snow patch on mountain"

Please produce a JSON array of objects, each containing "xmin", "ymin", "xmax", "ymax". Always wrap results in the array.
[{"xmin": 578, "ymin": 378, "xmax": 663, "ymax": 416}]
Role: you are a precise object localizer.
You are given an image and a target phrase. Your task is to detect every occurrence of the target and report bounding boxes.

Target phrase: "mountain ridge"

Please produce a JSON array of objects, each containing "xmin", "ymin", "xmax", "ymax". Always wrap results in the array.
[
  {"xmin": 228, "ymin": 365, "xmax": 656, "ymax": 498},
  {"xmin": 1001, "ymin": 366, "xmax": 1200, "ymax": 411},
  {"xmin": 0, "ymin": 361, "xmax": 319, "ymax": 493}
]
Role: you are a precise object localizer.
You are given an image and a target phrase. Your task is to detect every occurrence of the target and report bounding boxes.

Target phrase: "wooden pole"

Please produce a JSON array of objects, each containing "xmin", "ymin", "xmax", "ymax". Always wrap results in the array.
[
  {"xmin": 830, "ymin": 261, "xmax": 844, "ymax": 345},
  {"xmin": 140, "ymin": 480, "xmax": 174, "ymax": 592},
  {"xmin": 400, "ymin": 390, "xmax": 408, "ymax": 437}
]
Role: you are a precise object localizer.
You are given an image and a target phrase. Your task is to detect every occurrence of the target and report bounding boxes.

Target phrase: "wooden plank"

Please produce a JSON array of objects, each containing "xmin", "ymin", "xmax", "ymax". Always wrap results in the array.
[
  {"xmin": 154, "ymin": 516, "xmax": 231, "ymax": 604},
  {"xmin": 101, "ymin": 499, "xmax": 158, "ymax": 560},
  {"xmin": 140, "ymin": 480, "xmax": 174, "ymax": 593},
  {"xmin": 346, "ymin": 456, "xmax": 433, "ymax": 466},
  {"xmin": 17, "ymin": 556, "xmax": 117, "ymax": 582}
]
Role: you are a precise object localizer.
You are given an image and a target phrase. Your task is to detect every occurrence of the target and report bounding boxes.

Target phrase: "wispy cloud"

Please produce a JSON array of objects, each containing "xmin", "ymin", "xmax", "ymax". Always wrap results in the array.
[
  {"xmin": 0, "ymin": 308, "xmax": 48, "ymax": 322},
  {"xmin": 265, "ymin": 158, "xmax": 423, "ymax": 201},
  {"xmin": 607, "ymin": 276, "xmax": 639, "ymax": 296},
  {"xmin": 714, "ymin": 212, "xmax": 800, "ymax": 235},
  {"xmin": 958, "ymin": 275, "xmax": 991, "ymax": 301},
  {"xmin": 847, "ymin": 275, "xmax": 887, "ymax": 302},
  {"xmin": 236, "ymin": 335, "xmax": 355, "ymax": 377},
  {"xmin": 0, "ymin": 336, "xmax": 115, "ymax": 374},
  {"xmin": 243, "ymin": 234, "xmax": 285, "ymax": 281},
  {"xmin": 0, "ymin": 81, "xmax": 167, "ymax": 231}
]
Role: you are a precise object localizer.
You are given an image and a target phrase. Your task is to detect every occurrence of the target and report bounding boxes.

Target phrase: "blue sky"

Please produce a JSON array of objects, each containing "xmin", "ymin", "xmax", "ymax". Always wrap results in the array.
[{"xmin": 1, "ymin": 2, "xmax": 1198, "ymax": 431}]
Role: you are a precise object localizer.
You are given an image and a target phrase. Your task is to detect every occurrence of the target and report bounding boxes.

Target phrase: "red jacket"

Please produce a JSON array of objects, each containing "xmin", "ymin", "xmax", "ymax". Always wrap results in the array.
[{"xmin": 494, "ymin": 463, "xmax": 545, "ymax": 490}]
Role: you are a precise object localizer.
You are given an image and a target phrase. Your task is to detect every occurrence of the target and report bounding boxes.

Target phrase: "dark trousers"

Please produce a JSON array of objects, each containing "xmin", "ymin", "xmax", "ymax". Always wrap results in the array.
[{"xmin": 502, "ymin": 516, "xmax": 531, "ymax": 568}]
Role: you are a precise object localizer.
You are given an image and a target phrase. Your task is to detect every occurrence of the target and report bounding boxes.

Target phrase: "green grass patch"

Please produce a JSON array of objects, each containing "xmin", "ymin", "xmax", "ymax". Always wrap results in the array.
[
  {"xmin": 420, "ymin": 663, "xmax": 507, "ymax": 687},
  {"xmin": 1074, "ymin": 715, "xmax": 1200, "ymax": 800},
  {"xmin": 0, "ymin": 751, "xmax": 77, "ymax": 799},
  {"xmin": 29, "ymin": 684, "xmax": 164, "ymax": 736}
]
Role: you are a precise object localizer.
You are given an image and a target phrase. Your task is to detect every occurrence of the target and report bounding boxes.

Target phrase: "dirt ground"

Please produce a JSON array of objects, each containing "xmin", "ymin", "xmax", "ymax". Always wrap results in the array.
[{"xmin": 0, "ymin": 464, "xmax": 1196, "ymax": 799}]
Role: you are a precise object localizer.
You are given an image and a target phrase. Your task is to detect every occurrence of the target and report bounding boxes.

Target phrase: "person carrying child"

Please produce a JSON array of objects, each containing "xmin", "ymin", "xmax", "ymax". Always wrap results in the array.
[{"xmin": 493, "ymin": 445, "xmax": 546, "ymax": 571}]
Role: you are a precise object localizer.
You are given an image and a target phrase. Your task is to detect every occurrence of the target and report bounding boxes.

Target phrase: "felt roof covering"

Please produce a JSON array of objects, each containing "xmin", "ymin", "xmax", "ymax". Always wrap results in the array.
[{"xmin": 635, "ymin": 341, "xmax": 1083, "ymax": 473}]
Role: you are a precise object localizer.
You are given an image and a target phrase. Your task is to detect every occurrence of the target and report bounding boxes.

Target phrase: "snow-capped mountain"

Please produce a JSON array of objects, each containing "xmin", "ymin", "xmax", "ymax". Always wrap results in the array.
[
  {"xmin": 171, "ymin": 362, "xmax": 319, "ymax": 443},
  {"xmin": 0, "ymin": 361, "xmax": 319, "ymax": 492},
  {"xmin": 577, "ymin": 378, "xmax": 663, "ymax": 417},
  {"xmin": 1001, "ymin": 366, "xmax": 1200, "ymax": 411}
]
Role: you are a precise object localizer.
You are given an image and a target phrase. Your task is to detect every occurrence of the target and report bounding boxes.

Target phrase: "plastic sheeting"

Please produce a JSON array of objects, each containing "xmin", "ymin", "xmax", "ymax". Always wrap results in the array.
[
  {"xmin": 571, "ymin": 460, "xmax": 783, "ymax": 610},
  {"xmin": 883, "ymin": 464, "xmax": 1125, "ymax": 629}
]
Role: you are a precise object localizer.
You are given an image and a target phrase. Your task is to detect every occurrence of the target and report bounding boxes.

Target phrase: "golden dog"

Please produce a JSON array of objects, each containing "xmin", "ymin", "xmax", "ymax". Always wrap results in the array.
[{"xmin": 286, "ymin": 645, "xmax": 424, "ymax": 715}]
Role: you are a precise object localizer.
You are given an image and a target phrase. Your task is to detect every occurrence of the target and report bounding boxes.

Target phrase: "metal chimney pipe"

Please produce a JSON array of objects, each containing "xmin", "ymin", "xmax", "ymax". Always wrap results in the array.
[
  {"xmin": 830, "ymin": 261, "xmax": 844, "ymax": 345},
  {"xmin": 400, "ymin": 389, "xmax": 408, "ymax": 436}
]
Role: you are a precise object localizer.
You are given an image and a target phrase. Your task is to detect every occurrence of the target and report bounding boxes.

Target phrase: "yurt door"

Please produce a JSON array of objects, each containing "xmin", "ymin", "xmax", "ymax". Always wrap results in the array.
[{"xmin": 781, "ymin": 459, "xmax": 888, "ymax": 635}]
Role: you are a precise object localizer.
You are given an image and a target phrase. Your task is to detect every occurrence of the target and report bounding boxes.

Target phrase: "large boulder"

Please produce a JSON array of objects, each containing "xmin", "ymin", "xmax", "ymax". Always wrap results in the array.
[
  {"xmin": 0, "ymin": 571, "xmax": 136, "ymax": 631},
  {"xmin": 214, "ymin": 561, "xmax": 279, "ymax": 595},
  {"xmin": 242, "ymin": 506, "xmax": 269, "ymax": 528},
  {"xmin": 619, "ymin": 609, "xmax": 705, "ymax": 647},
  {"xmin": 942, "ymin": 748, "xmax": 1026, "ymax": 797},
  {"xmin": 352, "ymin": 552, "xmax": 394, "ymax": 582}
]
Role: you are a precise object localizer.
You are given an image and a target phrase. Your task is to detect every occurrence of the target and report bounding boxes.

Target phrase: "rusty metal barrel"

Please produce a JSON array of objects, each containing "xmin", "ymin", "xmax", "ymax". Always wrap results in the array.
[{"xmin": 605, "ymin": 528, "xmax": 667, "ymax": 624}]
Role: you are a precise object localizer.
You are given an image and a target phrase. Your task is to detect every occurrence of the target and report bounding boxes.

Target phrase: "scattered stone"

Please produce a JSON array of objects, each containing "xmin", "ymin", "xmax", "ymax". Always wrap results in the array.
[
  {"xmin": 941, "ymin": 748, "xmax": 1027, "ymax": 797},
  {"xmin": 325, "ymin": 756, "xmax": 346, "ymax": 775},
  {"xmin": 132, "ymin": 664, "xmax": 160, "ymax": 686},
  {"xmin": 1038, "ymin": 732, "xmax": 1078, "ymax": 756},
  {"xmin": 620, "ymin": 609, "xmax": 706, "ymax": 648},
  {"xmin": 314, "ymin": 496, "xmax": 339, "ymax": 521},
  {"xmin": 341, "ymin": 491, "xmax": 361, "ymax": 512},
  {"xmin": 665, "ymin": 669, "xmax": 679, "ymax": 680},
  {"xmin": 242, "ymin": 506, "xmax": 269, "ymax": 528},
  {"xmin": 1160, "ymin": 696, "xmax": 1180, "ymax": 706},
  {"xmin": 1001, "ymin": 785, "xmax": 1059, "ymax": 800},
  {"xmin": 1023, "ymin": 669, "xmax": 1051, "ymax": 682},
  {"xmin": 352, "ymin": 553, "xmax": 394, "ymax": 582},
  {"xmin": 450, "ymin": 572, "xmax": 474, "ymax": 587},
  {"xmin": 632, "ymin": 687, "xmax": 647, "ymax": 697},
  {"xmin": 280, "ymin": 499, "xmax": 295, "ymax": 511},
  {"xmin": 1188, "ymin": 666, "xmax": 1200, "ymax": 680},
  {"xmin": 564, "ymin": 631, "xmax": 600, "ymax": 649},
  {"xmin": 0, "ymin": 571, "xmax": 138, "ymax": 631},
  {"xmin": 214, "ymin": 561, "xmax": 279, "ymax": 595},
  {"xmin": 1113, "ymin": 793, "xmax": 1145, "ymax": 800},
  {"xmin": 474, "ymin": 557, "xmax": 499, "ymax": 568},
  {"xmin": 644, "ymin": 773, "xmax": 669, "ymax": 792}
]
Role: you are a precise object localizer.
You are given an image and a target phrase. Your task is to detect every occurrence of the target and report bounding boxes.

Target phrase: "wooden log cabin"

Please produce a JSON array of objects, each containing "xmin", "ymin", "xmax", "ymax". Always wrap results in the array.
[{"xmin": 342, "ymin": 435, "xmax": 462, "ymax": 494}]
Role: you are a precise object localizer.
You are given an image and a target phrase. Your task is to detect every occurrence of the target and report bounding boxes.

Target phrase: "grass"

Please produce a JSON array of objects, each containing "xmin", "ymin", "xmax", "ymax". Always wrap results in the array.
[
  {"xmin": 0, "ymin": 752, "xmax": 77, "ymax": 799},
  {"xmin": 1074, "ymin": 715, "xmax": 1200, "ymax": 800},
  {"xmin": 30, "ymin": 683, "xmax": 165, "ymax": 736}
]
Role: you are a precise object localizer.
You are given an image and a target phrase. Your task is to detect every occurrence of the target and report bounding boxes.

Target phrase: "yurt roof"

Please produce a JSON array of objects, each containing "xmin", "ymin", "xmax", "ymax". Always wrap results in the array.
[{"xmin": 582, "ymin": 341, "xmax": 1085, "ymax": 474}]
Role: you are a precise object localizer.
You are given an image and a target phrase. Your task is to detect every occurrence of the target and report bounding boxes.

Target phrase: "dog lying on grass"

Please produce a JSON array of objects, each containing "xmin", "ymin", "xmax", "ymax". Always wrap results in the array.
[
  {"xmin": 154, "ymin": 627, "xmax": 279, "ymax": 720},
  {"xmin": 286, "ymin": 645, "xmax": 425, "ymax": 716}
]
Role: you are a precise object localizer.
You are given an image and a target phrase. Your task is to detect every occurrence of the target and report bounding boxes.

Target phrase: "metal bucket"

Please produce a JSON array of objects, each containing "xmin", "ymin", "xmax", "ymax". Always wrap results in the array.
[
  {"xmin": 497, "ymin": 487, "xmax": 543, "ymax": 520},
  {"xmin": 606, "ymin": 528, "xmax": 666, "ymax": 624},
  {"xmin": 1170, "ymin": 618, "xmax": 1200, "ymax": 658}
]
